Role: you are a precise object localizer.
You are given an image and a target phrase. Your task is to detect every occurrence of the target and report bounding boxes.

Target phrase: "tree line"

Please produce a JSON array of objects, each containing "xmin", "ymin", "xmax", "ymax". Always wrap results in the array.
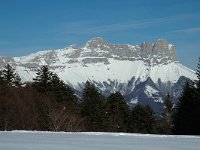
[{"xmin": 0, "ymin": 60, "xmax": 199, "ymax": 135}]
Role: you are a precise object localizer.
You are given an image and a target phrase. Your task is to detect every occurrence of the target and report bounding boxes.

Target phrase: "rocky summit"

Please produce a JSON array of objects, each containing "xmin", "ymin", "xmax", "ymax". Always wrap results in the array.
[{"xmin": 0, "ymin": 38, "xmax": 197, "ymax": 113}]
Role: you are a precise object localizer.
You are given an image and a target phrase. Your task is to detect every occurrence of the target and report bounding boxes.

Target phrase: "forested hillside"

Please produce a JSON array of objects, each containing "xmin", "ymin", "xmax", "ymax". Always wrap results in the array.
[{"xmin": 0, "ymin": 59, "xmax": 200, "ymax": 135}]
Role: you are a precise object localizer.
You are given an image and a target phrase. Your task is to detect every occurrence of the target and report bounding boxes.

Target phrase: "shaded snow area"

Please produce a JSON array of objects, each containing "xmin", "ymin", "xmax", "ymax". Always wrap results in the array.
[{"xmin": 0, "ymin": 131, "xmax": 199, "ymax": 150}]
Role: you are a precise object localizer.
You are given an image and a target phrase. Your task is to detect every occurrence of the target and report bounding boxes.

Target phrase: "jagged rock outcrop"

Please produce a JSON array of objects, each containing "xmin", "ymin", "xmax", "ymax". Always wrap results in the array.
[{"xmin": 80, "ymin": 38, "xmax": 178, "ymax": 66}]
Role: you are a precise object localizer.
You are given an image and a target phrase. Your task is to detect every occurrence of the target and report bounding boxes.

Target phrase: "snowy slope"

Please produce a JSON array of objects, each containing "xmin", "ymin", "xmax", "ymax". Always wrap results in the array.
[
  {"xmin": 0, "ymin": 131, "xmax": 200, "ymax": 150},
  {"xmin": 14, "ymin": 58, "xmax": 195, "ymax": 87},
  {"xmin": 0, "ymin": 38, "xmax": 197, "ymax": 112}
]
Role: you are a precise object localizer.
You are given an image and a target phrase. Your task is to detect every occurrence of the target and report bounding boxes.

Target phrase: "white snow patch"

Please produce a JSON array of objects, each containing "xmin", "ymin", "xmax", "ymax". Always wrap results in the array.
[
  {"xmin": 144, "ymin": 85, "xmax": 158, "ymax": 98},
  {"xmin": 130, "ymin": 97, "xmax": 138, "ymax": 104},
  {"xmin": 154, "ymin": 97, "xmax": 164, "ymax": 103}
]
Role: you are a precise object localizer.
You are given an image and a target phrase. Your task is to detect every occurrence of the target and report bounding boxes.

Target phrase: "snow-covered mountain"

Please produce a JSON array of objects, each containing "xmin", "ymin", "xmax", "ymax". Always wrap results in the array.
[{"xmin": 0, "ymin": 38, "xmax": 197, "ymax": 112}]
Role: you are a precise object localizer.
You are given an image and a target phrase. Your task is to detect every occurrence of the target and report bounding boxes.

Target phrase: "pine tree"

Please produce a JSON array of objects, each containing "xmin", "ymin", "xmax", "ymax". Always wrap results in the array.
[
  {"xmin": 13, "ymin": 74, "xmax": 22, "ymax": 87},
  {"xmin": 160, "ymin": 94, "xmax": 173, "ymax": 134},
  {"xmin": 33, "ymin": 66, "xmax": 52, "ymax": 92},
  {"xmin": 1, "ymin": 64, "xmax": 22, "ymax": 87},
  {"xmin": 81, "ymin": 81, "xmax": 105, "ymax": 131},
  {"xmin": 173, "ymin": 82, "xmax": 195, "ymax": 134},
  {"xmin": 131, "ymin": 104, "xmax": 156, "ymax": 133},
  {"xmin": 192, "ymin": 58, "xmax": 200, "ymax": 134},
  {"xmin": 105, "ymin": 92, "xmax": 130, "ymax": 132},
  {"xmin": 50, "ymin": 73, "xmax": 77, "ymax": 105},
  {"xmin": 173, "ymin": 58, "xmax": 200, "ymax": 135},
  {"xmin": 50, "ymin": 73, "xmax": 66, "ymax": 102}
]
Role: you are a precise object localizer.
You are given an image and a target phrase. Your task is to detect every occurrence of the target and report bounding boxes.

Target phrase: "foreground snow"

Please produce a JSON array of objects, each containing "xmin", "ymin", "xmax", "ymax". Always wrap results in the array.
[{"xmin": 0, "ymin": 131, "xmax": 199, "ymax": 150}]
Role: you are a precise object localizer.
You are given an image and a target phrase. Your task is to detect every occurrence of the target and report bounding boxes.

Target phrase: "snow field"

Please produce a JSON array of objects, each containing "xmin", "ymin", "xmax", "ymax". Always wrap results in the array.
[{"xmin": 0, "ymin": 131, "xmax": 199, "ymax": 150}]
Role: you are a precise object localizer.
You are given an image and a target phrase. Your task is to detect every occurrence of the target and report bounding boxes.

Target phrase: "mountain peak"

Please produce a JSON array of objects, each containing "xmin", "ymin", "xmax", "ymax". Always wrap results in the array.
[
  {"xmin": 85, "ymin": 37, "xmax": 111, "ymax": 48},
  {"xmin": 156, "ymin": 38, "xmax": 169, "ymax": 44},
  {"xmin": 88, "ymin": 37, "xmax": 106, "ymax": 42},
  {"xmin": 151, "ymin": 39, "xmax": 177, "ymax": 63},
  {"xmin": 79, "ymin": 38, "xmax": 178, "ymax": 65},
  {"xmin": 154, "ymin": 39, "xmax": 169, "ymax": 51}
]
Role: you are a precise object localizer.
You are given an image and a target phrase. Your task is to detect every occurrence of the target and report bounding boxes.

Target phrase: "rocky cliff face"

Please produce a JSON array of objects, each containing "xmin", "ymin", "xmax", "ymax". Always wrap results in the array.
[
  {"xmin": 0, "ymin": 38, "xmax": 196, "ymax": 113},
  {"xmin": 79, "ymin": 38, "xmax": 178, "ymax": 65},
  {"xmin": 4, "ymin": 38, "xmax": 178, "ymax": 67}
]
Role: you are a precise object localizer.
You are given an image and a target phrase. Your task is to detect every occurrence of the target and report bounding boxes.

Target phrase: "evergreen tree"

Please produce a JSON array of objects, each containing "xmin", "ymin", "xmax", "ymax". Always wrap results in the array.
[
  {"xmin": 105, "ymin": 92, "xmax": 130, "ymax": 132},
  {"xmin": 174, "ymin": 58, "xmax": 200, "ymax": 135},
  {"xmin": 81, "ymin": 81, "xmax": 105, "ymax": 131},
  {"xmin": 33, "ymin": 66, "xmax": 52, "ymax": 92},
  {"xmin": 160, "ymin": 94, "xmax": 173, "ymax": 134},
  {"xmin": 13, "ymin": 74, "xmax": 22, "ymax": 87},
  {"xmin": 0, "ymin": 64, "xmax": 22, "ymax": 87},
  {"xmin": 131, "ymin": 104, "xmax": 156, "ymax": 133},
  {"xmin": 173, "ymin": 82, "xmax": 195, "ymax": 134},
  {"xmin": 50, "ymin": 73, "xmax": 77, "ymax": 105},
  {"xmin": 191, "ymin": 58, "xmax": 200, "ymax": 134}
]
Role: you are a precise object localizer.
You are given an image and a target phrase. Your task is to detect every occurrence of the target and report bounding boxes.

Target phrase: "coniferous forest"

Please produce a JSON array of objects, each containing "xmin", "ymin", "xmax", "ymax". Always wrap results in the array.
[{"xmin": 0, "ymin": 59, "xmax": 200, "ymax": 135}]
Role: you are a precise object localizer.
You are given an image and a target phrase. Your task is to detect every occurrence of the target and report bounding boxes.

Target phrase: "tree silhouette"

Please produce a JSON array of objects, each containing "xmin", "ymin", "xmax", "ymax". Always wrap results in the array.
[
  {"xmin": 105, "ymin": 92, "xmax": 130, "ymax": 132},
  {"xmin": 174, "ymin": 58, "xmax": 200, "ymax": 135},
  {"xmin": 33, "ymin": 66, "xmax": 52, "ymax": 92},
  {"xmin": 160, "ymin": 94, "xmax": 174, "ymax": 134},
  {"xmin": 131, "ymin": 104, "xmax": 156, "ymax": 133},
  {"xmin": 81, "ymin": 81, "xmax": 105, "ymax": 131},
  {"xmin": 173, "ymin": 82, "xmax": 194, "ymax": 134},
  {"xmin": 50, "ymin": 73, "xmax": 77, "ymax": 105},
  {"xmin": 0, "ymin": 64, "xmax": 22, "ymax": 87}
]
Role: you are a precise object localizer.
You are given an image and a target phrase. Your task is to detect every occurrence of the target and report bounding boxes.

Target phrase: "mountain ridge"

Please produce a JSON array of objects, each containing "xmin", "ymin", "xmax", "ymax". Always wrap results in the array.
[{"xmin": 0, "ymin": 38, "xmax": 197, "ymax": 113}]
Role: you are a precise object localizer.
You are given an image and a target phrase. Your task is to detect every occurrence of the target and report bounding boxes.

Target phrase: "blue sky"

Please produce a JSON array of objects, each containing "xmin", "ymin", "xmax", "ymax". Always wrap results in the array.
[{"xmin": 0, "ymin": 0, "xmax": 200, "ymax": 70}]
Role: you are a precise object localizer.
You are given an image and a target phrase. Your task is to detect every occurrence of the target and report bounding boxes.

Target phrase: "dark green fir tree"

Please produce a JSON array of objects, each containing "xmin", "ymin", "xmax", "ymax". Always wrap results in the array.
[
  {"xmin": 81, "ymin": 81, "xmax": 105, "ymax": 131},
  {"xmin": 1, "ymin": 64, "xmax": 22, "ymax": 87},
  {"xmin": 105, "ymin": 92, "xmax": 130, "ymax": 132},
  {"xmin": 160, "ymin": 94, "xmax": 173, "ymax": 134},
  {"xmin": 173, "ymin": 82, "xmax": 194, "ymax": 134},
  {"xmin": 174, "ymin": 58, "xmax": 200, "ymax": 135},
  {"xmin": 50, "ymin": 73, "xmax": 77, "ymax": 105},
  {"xmin": 33, "ymin": 66, "xmax": 52, "ymax": 92},
  {"xmin": 131, "ymin": 104, "xmax": 156, "ymax": 134}
]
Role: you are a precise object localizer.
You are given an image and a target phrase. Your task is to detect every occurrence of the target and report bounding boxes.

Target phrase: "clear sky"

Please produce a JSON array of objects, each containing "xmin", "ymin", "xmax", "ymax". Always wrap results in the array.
[{"xmin": 0, "ymin": 0, "xmax": 200, "ymax": 70}]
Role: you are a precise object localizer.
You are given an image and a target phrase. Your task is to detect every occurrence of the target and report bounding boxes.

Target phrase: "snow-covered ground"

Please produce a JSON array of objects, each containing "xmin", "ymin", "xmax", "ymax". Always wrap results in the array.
[{"xmin": 0, "ymin": 131, "xmax": 199, "ymax": 150}]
